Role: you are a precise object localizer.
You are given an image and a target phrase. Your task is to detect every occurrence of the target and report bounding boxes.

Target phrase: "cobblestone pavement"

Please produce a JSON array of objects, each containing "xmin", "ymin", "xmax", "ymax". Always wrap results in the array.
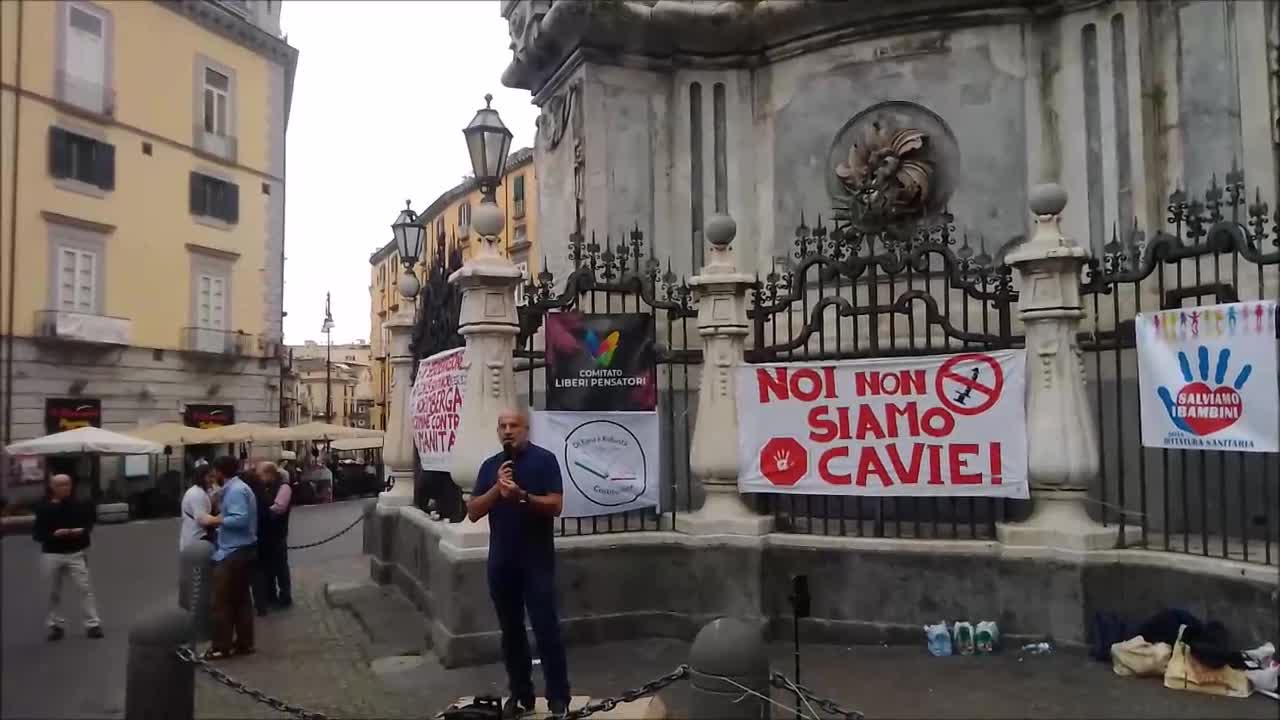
[{"xmin": 193, "ymin": 562, "xmax": 425, "ymax": 720}]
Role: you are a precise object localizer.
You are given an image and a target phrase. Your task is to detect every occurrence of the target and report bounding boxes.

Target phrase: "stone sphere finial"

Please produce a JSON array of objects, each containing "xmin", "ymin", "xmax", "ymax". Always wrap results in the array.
[
  {"xmin": 705, "ymin": 214, "xmax": 737, "ymax": 248},
  {"xmin": 398, "ymin": 269, "xmax": 421, "ymax": 300},
  {"xmin": 472, "ymin": 200, "xmax": 505, "ymax": 238},
  {"xmin": 1029, "ymin": 183, "xmax": 1068, "ymax": 216}
]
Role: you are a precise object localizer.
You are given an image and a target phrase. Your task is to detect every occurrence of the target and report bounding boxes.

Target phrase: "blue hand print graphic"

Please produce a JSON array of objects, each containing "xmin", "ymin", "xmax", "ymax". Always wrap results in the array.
[{"xmin": 1157, "ymin": 345, "xmax": 1251, "ymax": 436}]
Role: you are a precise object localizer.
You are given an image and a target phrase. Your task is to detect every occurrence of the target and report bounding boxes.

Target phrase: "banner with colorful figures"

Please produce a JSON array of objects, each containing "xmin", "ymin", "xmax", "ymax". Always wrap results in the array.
[
  {"xmin": 1136, "ymin": 301, "xmax": 1279, "ymax": 453},
  {"xmin": 735, "ymin": 351, "xmax": 1029, "ymax": 498}
]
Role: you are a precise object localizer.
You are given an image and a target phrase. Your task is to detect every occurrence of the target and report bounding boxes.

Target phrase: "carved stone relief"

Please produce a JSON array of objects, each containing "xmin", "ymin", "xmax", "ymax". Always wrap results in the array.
[
  {"xmin": 538, "ymin": 80, "xmax": 578, "ymax": 151},
  {"xmin": 827, "ymin": 101, "xmax": 960, "ymax": 234}
]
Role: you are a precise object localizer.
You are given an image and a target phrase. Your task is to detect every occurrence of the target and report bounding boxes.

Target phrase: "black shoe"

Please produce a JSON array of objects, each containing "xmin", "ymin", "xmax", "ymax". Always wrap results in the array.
[
  {"xmin": 548, "ymin": 699, "xmax": 569, "ymax": 719},
  {"xmin": 47, "ymin": 626, "xmax": 64, "ymax": 642},
  {"xmin": 86, "ymin": 626, "xmax": 104, "ymax": 639},
  {"xmin": 503, "ymin": 696, "xmax": 535, "ymax": 719}
]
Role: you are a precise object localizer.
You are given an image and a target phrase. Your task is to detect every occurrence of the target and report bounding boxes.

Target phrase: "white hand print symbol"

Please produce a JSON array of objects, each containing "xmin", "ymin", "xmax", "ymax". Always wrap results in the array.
[{"xmin": 774, "ymin": 449, "xmax": 791, "ymax": 471}]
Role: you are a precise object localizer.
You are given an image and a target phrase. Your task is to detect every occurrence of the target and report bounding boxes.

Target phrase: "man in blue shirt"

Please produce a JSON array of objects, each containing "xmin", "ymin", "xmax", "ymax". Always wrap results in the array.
[
  {"xmin": 468, "ymin": 408, "xmax": 570, "ymax": 719},
  {"xmin": 203, "ymin": 455, "xmax": 258, "ymax": 659}
]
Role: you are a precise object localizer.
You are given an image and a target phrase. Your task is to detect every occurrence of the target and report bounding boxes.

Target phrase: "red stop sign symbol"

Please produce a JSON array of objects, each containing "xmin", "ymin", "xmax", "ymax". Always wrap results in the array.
[{"xmin": 760, "ymin": 437, "xmax": 808, "ymax": 487}]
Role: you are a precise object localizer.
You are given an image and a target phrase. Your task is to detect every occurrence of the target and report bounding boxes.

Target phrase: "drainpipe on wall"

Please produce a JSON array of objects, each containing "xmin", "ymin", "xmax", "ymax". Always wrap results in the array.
[{"xmin": 3, "ymin": 0, "xmax": 25, "ymax": 466}]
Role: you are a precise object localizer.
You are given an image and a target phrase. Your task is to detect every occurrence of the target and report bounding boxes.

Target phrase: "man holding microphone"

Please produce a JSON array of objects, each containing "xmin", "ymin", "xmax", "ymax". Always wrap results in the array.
[{"xmin": 467, "ymin": 408, "xmax": 570, "ymax": 719}]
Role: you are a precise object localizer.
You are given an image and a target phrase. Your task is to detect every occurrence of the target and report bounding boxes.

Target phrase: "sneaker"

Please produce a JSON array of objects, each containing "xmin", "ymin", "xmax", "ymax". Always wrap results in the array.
[
  {"xmin": 86, "ymin": 626, "xmax": 104, "ymax": 639},
  {"xmin": 503, "ymin": 696, "xmax": 535, "ymax": 719},
  {"xmin": 548, "ymin": 699, "xmax": 569, "ymax": 719},
  {"xmin": 47, "ymin": 626, "xmax": 64, "ymax": 642}
]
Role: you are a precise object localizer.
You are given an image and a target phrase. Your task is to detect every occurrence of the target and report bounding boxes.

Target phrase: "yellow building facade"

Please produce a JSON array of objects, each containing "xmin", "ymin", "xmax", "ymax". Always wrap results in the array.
[
  {"xmin": 0, "ymin": 1, "xmax": 297, "ymax": 479},
  {"xmin": 368, "ymin": 147, "xmax": 537, "ymax": 430}
]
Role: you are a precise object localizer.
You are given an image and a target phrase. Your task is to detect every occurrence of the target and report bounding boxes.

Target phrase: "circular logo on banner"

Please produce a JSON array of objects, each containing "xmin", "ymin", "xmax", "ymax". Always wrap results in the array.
[
  {"xmin": 563, "ymin": 420, "xmax": 648, "ymax": 507},
  {"xmin": 760, "ymin": 437, "xmax": 807, "ymax": 486},
  {"xmin": 935, "ymin": 353, "xmax": 1004, "ymax": 416}
]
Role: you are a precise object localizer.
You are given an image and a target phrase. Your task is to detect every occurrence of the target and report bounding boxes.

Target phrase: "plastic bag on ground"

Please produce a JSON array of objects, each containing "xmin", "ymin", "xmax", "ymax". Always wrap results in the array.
[
  {"xmin": 1164, "ymin": 625, "xmax": 1251, "ymax": 698},
  {"xmin": 925, "ymin": 622, "xmax": 952, "ymax": 657},
  {"xmin": 1111, "ymin": 635, "xmax": 1172, "ymax": 677}
]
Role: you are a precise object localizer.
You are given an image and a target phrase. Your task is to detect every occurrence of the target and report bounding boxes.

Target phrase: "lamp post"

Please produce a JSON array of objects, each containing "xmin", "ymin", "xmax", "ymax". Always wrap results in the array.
[
  {"xmin": 322, "ymin": 296, "xmax": 334, "ymax": 421},
  {"xmin": 380, "ymin": 200, "xmax": 426, "ymax": 505},
  {"xmin": 446, "ymin": 94, "xmax": 522, "ymax": 494},
  {"xmin": 321, "ymin": 293, "xmax": 333, "ymax": 422}
]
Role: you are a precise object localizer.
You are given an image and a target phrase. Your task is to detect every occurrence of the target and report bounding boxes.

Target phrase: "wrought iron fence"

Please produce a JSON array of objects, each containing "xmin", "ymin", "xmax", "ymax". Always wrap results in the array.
[
  {"xmin": 1080, "ymin": 171, "xmax": 1280, "ymax": 566},
  {"xmin": 517, "ymin": 228, "xmax": 701, "ymax": 536},
  {"xmin": 745, "ymin": 212, "xmax": 1020, "ymax": 539}
]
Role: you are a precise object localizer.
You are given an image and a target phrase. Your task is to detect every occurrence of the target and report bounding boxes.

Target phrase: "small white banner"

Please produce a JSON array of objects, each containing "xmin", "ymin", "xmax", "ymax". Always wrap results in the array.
[
  {"xmin": 1136, "ymin": 301, "xmax": 1279, "ymax": 452},
  {"xmin": 411, "ymin": 348, "xmax": 466, "ymax": 471},
  {"xmin": 736, "ymin": 350, "xmax": 1029, "ymax": 498},
  {"xmin": 532, "ymin": 411, "xmax": 661, "ymax": 518}
]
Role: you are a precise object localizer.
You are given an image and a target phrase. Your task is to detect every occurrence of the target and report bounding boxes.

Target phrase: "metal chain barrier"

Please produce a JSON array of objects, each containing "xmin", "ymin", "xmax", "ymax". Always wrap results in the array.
[
  {"xmin": 770, "ymin": 671, "xmax": 864, "ymax": 720},
  {"xmin": 176, "ymin": 646, "xmax": 330, "ymax": 720},
  {"xmin": 563, "ymin": 664, "xmax": 690, "ymax": 720},
  {"xmin": 287, "ymin": 512, "xmax": 363, "ymax": 550}
]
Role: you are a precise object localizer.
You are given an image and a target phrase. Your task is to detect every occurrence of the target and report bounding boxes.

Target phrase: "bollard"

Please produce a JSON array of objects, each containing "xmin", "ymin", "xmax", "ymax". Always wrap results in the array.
[
  {"xmin": 688, "ymin": 618, "xmax": 771, "ymax": 720},
  {"xmin": 177, "ymin": 541, "xmax": 214, "ymax": 641},
  {"xmin": 125, "ymin": 606, "xmax": 196, "ymax": 720}
]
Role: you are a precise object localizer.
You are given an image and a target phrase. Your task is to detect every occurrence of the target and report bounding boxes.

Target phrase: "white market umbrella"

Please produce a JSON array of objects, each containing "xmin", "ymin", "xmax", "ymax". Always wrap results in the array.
[
  {"xmin": 329, "ymin": 437, "xmax": 384, "ymax": 452},
  {"xmin": 5, "ymin": 426, "xmax": 164, "ymax": 456}
]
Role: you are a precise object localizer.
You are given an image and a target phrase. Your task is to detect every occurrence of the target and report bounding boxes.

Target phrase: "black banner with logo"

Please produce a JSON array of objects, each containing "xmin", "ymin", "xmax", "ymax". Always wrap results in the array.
[
  {"xmin": 45, "ymin": 398, "xmax": 102, "ymax": 434},
  {"xmin": 184, "ymin": 404, "xmax": 235, "ymax": 430},
  {"xmin": 545, "ymin": 311, "xmax": 655, "ymax": 411}
]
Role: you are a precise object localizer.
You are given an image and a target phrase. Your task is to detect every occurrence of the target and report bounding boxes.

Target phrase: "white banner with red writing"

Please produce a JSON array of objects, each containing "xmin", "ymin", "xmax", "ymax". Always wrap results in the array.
[
  {"xmin": 736, "ymin": 350, "xmax": 1029, "ymax": 498},
  {"xmin": 411, "ymin": 347, "xmax": 466, "ymax": 471},
  {"xmin": 1136, "ymin": 301, "xmax": 1278, "ymax": 452}
]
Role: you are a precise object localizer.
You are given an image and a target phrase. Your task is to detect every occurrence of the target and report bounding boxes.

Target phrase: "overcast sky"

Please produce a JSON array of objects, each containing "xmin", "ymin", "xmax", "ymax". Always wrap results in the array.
[{"xmin": 280, "ymin": 1, "xmax": 538, "ymax": 345}]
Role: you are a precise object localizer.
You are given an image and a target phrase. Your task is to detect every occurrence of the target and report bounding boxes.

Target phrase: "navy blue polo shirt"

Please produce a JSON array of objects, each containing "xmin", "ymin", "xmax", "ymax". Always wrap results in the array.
[{"xmin": 474, "ymin": 443, "xmax": 563, "ymax": 569}]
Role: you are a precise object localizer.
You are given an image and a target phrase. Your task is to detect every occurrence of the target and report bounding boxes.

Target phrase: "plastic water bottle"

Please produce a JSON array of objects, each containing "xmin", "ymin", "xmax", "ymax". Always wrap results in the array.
[{"xmin": 1020, "ymin": 641, "xmax": 1053, "ymax": 655}]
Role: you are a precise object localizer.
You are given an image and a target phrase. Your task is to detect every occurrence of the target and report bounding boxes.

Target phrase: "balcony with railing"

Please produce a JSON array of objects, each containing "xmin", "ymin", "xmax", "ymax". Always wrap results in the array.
[
  {"xmin": 193, "ymin": 125, "xmax": 238, "ymax": 163},
  {"xmin": 35, "ymin": 310, "xmax": 131, "ymax": 345},
  {"xmin": 55, "ymin": 70, "xmax": 115, "ymax": 117},
  {"xmin": 182, "ymin": 327, "xmax": 251, "ymax": 356}
]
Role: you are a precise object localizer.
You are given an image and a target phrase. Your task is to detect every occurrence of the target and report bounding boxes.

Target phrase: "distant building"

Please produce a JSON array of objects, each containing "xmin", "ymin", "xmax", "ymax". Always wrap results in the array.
[
  {"xmin": 368, "ymin": 146, "xmax": 536, "ymax": 430},
  {"xmin": 286, "ymin": 340, "xmax": 374, "ymax": 428}
]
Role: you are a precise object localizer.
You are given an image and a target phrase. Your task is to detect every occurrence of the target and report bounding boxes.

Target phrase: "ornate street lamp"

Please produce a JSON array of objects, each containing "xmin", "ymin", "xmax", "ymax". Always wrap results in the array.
[
  {"xmin": 462, "ymin": 93, "xmax": 513, "ymax": 202},
  {"xmin": 391, "ymin": 199, "xmax": 425, "ymax": 300},
  {"xmin": 461, "ymin": 94, "xmax": 513, "ymax": 253}
]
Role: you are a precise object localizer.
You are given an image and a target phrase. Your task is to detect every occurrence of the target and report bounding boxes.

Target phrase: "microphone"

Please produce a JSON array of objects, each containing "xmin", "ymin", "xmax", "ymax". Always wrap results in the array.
[{"xmin": 501, "ymin": 442, "xmax": 514, "ymax": 462}]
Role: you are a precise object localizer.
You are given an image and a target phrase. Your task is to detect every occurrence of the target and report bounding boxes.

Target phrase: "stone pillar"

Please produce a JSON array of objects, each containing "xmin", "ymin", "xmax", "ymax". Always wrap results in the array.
[
  {"xmin": 676, "ymin": 215, "xmax": 774, "ymax": 536},
  {"xmin": 998, "ymin": 184, "xmax": 1118, "ymax": 552},
  {"xmin": 447, "ymin": 200, "xmax": 523, "ymax": 493},
  {"xmin": 378, "ymin": 306, "xmax": 417, "ymax": 507}
]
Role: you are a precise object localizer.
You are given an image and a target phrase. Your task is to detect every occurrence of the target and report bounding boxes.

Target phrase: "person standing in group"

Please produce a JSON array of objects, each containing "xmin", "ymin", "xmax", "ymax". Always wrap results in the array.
[
  {"xmin": 253, "ymin": 461, "xmax": 293, "ymax": 613},
  {"xmin": 467, "ymin": 408, "xmax": 570, "ymax": 719},
  {"xmin": 203, "ymin": 455, "xmax": 258, "ymax": 659},
  {"xmin": 179, "ymin": 464, "xmax": 217, "ymax": 551},
  {"xmin": 31, "ymin": 474, "xmax": 103, "ymax": 641}
]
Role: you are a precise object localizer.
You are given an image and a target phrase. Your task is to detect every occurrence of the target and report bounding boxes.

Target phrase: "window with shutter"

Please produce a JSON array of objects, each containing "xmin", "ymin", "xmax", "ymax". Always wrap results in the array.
[
  {"xmin": 513, "ymin": 175, "xmax": 526, "ymax": 218},
  {"xmin": 65, "ymin": 5, "xmax": 106, "ymax": 103},
  {"xmin": 514, "ymin": 261, "xmax": 529, "ymax": 306},
  {"xmin": 189, "ymin": 173, "xmax": 239, "ymax": 224},
  {"xmin": 49, "ymin": 128, "xmax": 114, "ymax": 190},
  {"xmin": 203, "ymin": 68, "xmax": 231, "ymax": 136},
  {"xmin": 198, "ymin": 274, "xmax": 227, "ymax": 329},
  {"xmin": 57, "ymin": 247, "xmax": 96, "ymax": 313}
]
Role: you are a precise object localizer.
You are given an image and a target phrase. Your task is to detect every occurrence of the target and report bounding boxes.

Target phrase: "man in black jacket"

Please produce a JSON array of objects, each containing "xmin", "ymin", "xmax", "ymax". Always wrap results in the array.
[
  {"xmin": 31, "ymin": 474, "xmax": 102, "ymax": 640},
  {"xmin": 253, "ymin": 461, "xmax": 292, "ymax": 614}
]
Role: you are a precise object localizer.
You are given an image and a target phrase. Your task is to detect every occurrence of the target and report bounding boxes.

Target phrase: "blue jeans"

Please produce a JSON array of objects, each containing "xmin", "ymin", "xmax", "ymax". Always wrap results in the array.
[{"xmin": 488, "ymin": 561, "xmax": 570, "ymax": 704}]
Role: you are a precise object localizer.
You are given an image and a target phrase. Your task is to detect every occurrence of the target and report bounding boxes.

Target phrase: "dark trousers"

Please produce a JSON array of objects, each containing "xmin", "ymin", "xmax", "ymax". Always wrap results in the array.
[
  {"xmin": 488, "ymin": 562, "xmax": 570, "ymax": 704},
  {"xmin": 211, "ymin": 547, "xmax": 256, "ymax": 652},
  {"xmin": 254, "ymin": 541, "xmax": 291, "ymax": 609}
]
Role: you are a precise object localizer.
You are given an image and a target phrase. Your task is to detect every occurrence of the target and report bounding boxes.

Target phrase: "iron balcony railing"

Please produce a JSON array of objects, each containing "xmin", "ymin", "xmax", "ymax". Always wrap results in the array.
[
  {"xmin": 35, "ymin": 310, "xmax": 131, "ymax": 345},
  {"xmin": 182, "ymin": 327, "xmax": 251, "ymax": 356}
]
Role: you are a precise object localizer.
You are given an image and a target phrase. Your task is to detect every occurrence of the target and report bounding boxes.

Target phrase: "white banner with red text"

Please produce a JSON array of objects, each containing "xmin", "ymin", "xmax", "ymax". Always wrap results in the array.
[
  {"xmin": 411, "ymin": 347, "xmax": 466, "ymax": 471},
  {"xmin": 531, "ymin": 411, "xmax": 661, "ymax": 518},
  {"xmin": 736, "ymin": 350, "xmax": 1029, "ymax": 498}
]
